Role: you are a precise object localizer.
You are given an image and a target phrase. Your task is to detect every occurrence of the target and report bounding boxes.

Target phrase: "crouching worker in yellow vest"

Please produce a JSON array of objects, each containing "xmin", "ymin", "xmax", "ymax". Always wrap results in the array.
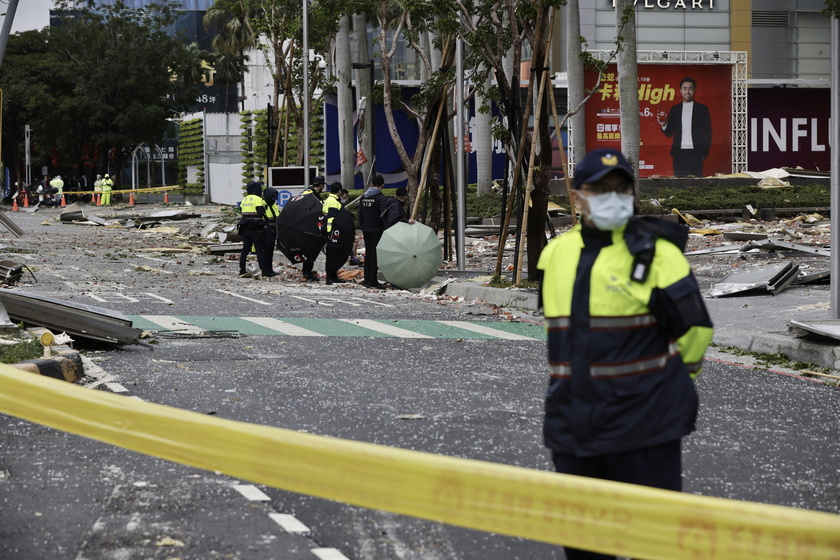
[{"xmin": 537, "ymin": 148, "xmax": 713, "ymax": 560}]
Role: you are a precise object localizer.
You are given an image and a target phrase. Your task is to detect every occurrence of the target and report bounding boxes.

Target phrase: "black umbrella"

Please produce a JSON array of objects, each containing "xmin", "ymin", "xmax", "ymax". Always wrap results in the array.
[
  {"xmin": 276, "ymin": 193, "xmax": 328, "ymax": 264},
  {"xmin": 325, "ymin": 208, "xmax": 356, "ymax": 249}
]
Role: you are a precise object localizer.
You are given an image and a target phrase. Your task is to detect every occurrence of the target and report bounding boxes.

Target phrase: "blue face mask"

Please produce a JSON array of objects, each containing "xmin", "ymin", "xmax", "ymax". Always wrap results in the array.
[{"xmin": 579, "ymin": 191, "xmax": 634, "ymax": 230}]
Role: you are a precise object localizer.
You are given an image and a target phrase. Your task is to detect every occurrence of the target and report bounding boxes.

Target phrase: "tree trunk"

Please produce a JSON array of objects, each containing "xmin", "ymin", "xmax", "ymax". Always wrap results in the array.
[
  {"xmin": 353, "ymin": 12, "xmax": 373, "ymax": 184},
  {"xmin": 336, "ymin": 14, "xmax": 354, "ymax": 189},
  {"xmin": 475, "ymin": 68, "xmax": 494, "ymax": 195},
  {"xmin": 616, "ymin": 0, "xmax": 641, "ymax": 192},
  {"xmin": 566, "ymin": 0, "xmax": 587, "ymax": 167}
]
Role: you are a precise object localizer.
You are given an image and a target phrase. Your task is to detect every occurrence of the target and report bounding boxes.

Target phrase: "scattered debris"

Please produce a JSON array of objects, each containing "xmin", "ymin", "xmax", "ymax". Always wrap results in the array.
[{"xmin": 707, "ymin": 262, "xmax": 800, "ymax": 298}]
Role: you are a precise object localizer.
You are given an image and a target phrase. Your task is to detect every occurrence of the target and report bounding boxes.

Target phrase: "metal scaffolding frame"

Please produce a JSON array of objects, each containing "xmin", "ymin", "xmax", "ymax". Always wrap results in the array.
[{"xmin": 569, "ymin": 50, "xmax": 749, "ymax": 176}]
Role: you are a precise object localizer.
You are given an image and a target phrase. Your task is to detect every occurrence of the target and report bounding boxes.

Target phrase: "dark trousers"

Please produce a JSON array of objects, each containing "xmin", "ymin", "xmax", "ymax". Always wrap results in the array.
[
  {"xmin": 551, "ymin": 440, "xmax": 682, "ymax": 560},
  {"xmin": 362, "ymin": 230, "xmax": 383, "ymax": 284},
  {"xmin": 672, "ymin": 151, "xmax": 705, "ymax": 177},
  {"xmin": 239, "ymin": 232, "xmax": 269, "ymax": 274},
  {"xmin": 325, "ymin": 247, "xmax": 352, "ymax": 279},
  {"xmin": 262, "ymin": 226, "xmax": 276, "ymax": 274}
]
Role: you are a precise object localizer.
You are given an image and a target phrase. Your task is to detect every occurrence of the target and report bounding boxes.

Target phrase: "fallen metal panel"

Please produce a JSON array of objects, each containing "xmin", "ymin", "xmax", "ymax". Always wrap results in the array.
[
  {"xmin": 684, "ymin": 246, "xmax": 744, "ymax": 256},
  {"xmin": 707, "ymin": 262, "xmax": 799, "ymax": 298},
  {"xmin": 722, "ymin": 232, "xmax": 767, "ymax": 241},
  {"xmin": 789, "ymin": 319, "xmax": 840, "ymax": 343},
  {"xmin": 794, "ymin": 269, "xmax": 831, "ymax": 284},
  {"xmin": 209, "ymin": 243, "xmax": 244, "ymax": 255},
  {"xmin": 0, "ymin": 289, "xmax": 142, "ymax": 344},
  {"xmin": 766, "ymin": 263, "xmax": 800, "ymax": 295},
  {"xmin": 0, "ymin": 213, "xmax": 24, "ymax": 237},
  {"xmin": 741, "ymin": 239, "xmax": 830, "ymax": 258}
]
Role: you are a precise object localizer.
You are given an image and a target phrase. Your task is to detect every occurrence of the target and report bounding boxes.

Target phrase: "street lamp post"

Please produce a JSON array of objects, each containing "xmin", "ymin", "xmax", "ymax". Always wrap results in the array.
[{"xmin": 352, "ymin": 60, "xmax": 375, "ymax": 182}]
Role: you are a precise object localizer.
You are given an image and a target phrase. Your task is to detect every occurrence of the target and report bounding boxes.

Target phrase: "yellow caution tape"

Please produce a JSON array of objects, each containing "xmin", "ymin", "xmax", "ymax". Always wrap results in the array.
[
  {"xmin": 66, "ymin": 186, "xmax": 180, "ymax": 196},
  {"xmin": 1, "ymin": 365, "xmax": 838, "ymax": 559}
]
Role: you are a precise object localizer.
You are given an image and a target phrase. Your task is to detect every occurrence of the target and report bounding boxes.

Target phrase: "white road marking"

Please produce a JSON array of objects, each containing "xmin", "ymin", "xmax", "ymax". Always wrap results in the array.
[
  {"xmin": 138, "ymin": 315, "xmax": 205, "ymax": 334},
  {"xmin": 317, "ymin": 297, "xmax": 361, "ymax": 306},
  {"xmin": 437, "ymin": 320, "xmax": 539, "ymax": 340},
  {"xmin": 339, "ymin": 319, "xmax": 433, "ymax": 339},
  {"xmin": 215, "ymin": 289, "xmax": 273, "ymax": 305},
  {"xmin": 142, "ymin": 292, "xmax": 174, "ymax": 304},
  {"xmin": 241, "ymin": 317, "xmax": 326, "ymax": 337},
  {"xmin": 86, "ymin": 292, "xmax": 139, "ymax": 303},
  {"xmin": 289, "ymin": 295, "xmax": 333, "ymax": 306},
  {"xmin": 104, "ymin": 382, "xmax": 128, "ymax": 393},
  {"xmin": 268, "ymin": 513, "xmax": 311, "ymax": 535},
  {"xmin": 346, "ymin": 296, "xmax": 393, "ymax": 307},
  {"xmin": 311, "ymin": 549, "xmax": 351, "ymax": 560},
  {"xmin": 233, "ymin": 484, "xmax": 271, "ymax": 502}
]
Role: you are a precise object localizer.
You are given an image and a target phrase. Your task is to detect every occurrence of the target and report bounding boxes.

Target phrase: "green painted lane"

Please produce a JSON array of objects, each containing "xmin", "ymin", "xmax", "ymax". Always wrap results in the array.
[{"xmin": 129, "ymin": 315, "xmax": 546, "ymax": 340}]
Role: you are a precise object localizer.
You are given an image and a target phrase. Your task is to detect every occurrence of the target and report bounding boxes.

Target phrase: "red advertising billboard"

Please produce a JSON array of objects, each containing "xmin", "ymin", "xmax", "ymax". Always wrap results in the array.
[
  {"xmin": 584, "ymin": 64, "xmax": 732, "ymax": 178},
  {"xmin": 748, "ymin": 88, "xmax": 830, "ymax": 172}
]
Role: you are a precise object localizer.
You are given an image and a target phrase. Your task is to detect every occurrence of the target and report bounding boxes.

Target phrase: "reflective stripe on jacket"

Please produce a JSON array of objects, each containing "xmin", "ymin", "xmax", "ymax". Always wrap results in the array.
[{"xmin": 537, "ymin": 218, "xmax": 713, "ymax": 457}]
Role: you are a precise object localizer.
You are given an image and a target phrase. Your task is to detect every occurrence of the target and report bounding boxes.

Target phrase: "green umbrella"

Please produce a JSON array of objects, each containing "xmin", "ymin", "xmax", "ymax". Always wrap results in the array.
[{"xmin": 376, "ymin": 222, "xmax": 442, "ymax": 288}]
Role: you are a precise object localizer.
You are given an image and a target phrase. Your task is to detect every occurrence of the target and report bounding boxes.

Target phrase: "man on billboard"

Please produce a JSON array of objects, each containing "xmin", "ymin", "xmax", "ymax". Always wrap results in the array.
[{"xmin": 657, "ymin": 77, "xmax": 712, "ymax": 177}]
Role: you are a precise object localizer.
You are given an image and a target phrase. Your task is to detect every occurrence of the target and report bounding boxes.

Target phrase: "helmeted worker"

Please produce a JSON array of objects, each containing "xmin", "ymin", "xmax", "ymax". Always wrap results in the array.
[
  {"xmin": 537, "ymin": 148, "xmax": 713, "ymax": 560},
  {"xmin": 237, "ymin": 181, "xmax": 269, "ymax": 278},
  {"xmin": 322, "ymin": 181, "xmax": 350, "ymax": 285},
  {"xmin": 50, "ymin": 175, "xmax": 64, "ymax": 204},
  {"xmin": 300, "ymin": 176, "xmax": 326, "ymax": 282},
  {"xmin": 100, "ymin": 174, "xmax": 114, "ymax": 206}
]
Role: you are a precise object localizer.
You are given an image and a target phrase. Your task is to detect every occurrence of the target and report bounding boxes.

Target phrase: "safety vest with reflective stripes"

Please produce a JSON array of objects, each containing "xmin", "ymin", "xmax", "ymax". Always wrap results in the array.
[
  {"xmin": 265, "ymin": 202, "xmax": 280, "ymax": 224},
  {"xmin": 240, "ymin": 194, "xmax": 265, "ymax": 218},
  {"xmin": 537, "ymin": 219, "xmax": 713, "ymax": 457},
  {"xmin": 322, "ymin": 193, "xmax": 342, "ymax": 232}
]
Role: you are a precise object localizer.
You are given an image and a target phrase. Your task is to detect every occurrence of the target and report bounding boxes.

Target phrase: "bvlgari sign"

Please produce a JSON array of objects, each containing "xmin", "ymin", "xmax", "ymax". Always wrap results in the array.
[{"xmin": 612, "ymin": 0, "xmax": 715, "ymax": 8}]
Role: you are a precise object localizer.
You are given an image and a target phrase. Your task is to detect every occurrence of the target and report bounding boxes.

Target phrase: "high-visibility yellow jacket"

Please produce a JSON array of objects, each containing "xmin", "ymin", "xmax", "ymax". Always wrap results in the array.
[
  {"xmin": 537, "ymin": 217, "xmax": 713, "ymax": 457},
  {"xmin": 322, "ymin": 193, "xmax": 342, "ymax": 233},
  {"xmin": 239, "ymin": 194, "xmax": 265, "ymax": 218}
]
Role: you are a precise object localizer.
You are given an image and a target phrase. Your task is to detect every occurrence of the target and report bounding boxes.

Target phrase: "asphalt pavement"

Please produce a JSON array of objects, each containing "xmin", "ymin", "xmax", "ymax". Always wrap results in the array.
[{"xmin": 1, "ymin": 202, "xmax": 839, "ymax": 559}]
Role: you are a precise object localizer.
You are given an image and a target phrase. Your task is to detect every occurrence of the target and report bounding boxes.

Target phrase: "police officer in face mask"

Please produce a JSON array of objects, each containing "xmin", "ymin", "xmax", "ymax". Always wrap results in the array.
[{"xmin": 537, "ymin": 148, "xmax": 713, "ymax": 560}]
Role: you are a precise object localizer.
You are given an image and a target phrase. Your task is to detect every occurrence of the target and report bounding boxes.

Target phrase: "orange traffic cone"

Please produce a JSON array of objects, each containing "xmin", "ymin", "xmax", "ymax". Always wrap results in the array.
[
  {"xmin": 163, "ymin": 191, "xmax": 169, "ymax": 204},
  {"xmin": 22, "ymin": 194, "xmax": 29, "ymax": 208},
  {"xmin": 12, "ymin": 197, "xmax": 18, "ymax": 212},
  {"xmin": 60, "ymin": 194, "xmax": 67, "ymax": 207},
  {"xmin": 96, "ymin": 193, "xmax": 101, "ymax": 206},
  {"xmin": 128, "ymin": 192, "xmax": 135, "ymax": 206}
]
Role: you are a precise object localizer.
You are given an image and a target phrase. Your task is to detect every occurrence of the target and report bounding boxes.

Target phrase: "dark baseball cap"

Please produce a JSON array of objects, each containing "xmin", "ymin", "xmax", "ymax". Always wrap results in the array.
[
  {"xmin": 572, "ymin": 148, "xmax": 634, "ymax": 189},
  {"xmin": 312, "ymin": 176, "xmax": 326, "ymax": 185}
]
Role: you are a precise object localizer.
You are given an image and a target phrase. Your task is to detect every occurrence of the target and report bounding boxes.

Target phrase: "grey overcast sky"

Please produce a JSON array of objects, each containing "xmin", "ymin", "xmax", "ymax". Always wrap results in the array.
[{"xmin": 1, "ymin": 0, "xmax": 52, "ymax": 34}]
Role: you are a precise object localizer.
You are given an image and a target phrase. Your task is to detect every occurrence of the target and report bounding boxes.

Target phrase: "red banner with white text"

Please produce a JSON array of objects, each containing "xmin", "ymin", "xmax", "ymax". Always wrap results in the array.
[{"xmin": 584, "ymin": 64, "xmax": 732, "ymax": 178}]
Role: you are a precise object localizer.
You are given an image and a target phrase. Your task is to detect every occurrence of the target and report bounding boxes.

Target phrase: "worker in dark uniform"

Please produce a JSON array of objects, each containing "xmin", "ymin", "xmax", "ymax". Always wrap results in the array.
[
  {"xmin": 237, "ymin": 181, "xmax": 268, "ymax": 278},
  {"xmin": 383, "ymin": 187, "xmax": 414, "ymax": 229},
  {"xmin": 357, "ymin": 174, "xmax": 389, "ymax": 289},
  {"xmin": 301, "ymin": 176, "xmax": 326, "ymax": 281},
  {"xmin": 537, "ymin": 148, "xmax": 713, "ymax": 560},
  {"xmin": 261, "ymin": 187, "xmax": 280, "ymax": 278}
]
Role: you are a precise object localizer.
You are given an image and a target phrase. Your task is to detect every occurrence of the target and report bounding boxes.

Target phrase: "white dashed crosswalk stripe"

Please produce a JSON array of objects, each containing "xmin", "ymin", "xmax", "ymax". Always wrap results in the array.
[
  {"xmin": 268, "ymin": 513, "xmax": 311, "ymax": 535},
  {"xmin": 242, "ymin": 317, "xmax": 326, "ymax": 336},
  {"xmin": 139, "ymin": 315, "xmax": 206, "ymax": 334},
  {"xmin": 437, "ymin": 320, "xmax": 540, "ymax": 340},
  {"xmin": 339, "ymin": 318, "xmax": 433, "ymax": 338},
  {"xmin": 311, "ymin": 549, "xmax": 351, "ymax": 560},
  {"xmin": 233, "ymin": 484, "xmax": 271, "ymax": 501}
]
